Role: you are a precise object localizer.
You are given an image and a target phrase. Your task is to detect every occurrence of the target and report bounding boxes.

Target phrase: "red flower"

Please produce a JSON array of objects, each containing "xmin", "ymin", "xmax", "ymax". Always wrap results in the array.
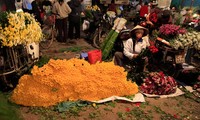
[
  {"xmin": 149, "ymin": 12, "xmax": 158, "ymax": 23},
  {"xmin": 134, "ymin": 102, "xmax": 141, "ymax": 107},
  {"xmin": 125, "ymin": 107, "xmax": 131, "ymax": 112},
  {"xmin": 148, "ymin": 45, "xmax": 158, "ymax": 53},
  {"xmin": 173, "ymin": 114, "xmax": 179, "ymax": 119},
  {"xmin": 159, "ymin": 71, "xmax": 165, "ymax": 77},
  {"xmin": 159, "ymin": 24, "xmax": 187, "ymax": 38}
]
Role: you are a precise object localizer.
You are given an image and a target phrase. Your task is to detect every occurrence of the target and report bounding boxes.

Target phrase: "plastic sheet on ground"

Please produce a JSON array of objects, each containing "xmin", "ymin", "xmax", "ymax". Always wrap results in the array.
[
  {"xmin": 176, "ymin": 80, "xmax": 195, "ymax": 93},
  {"xmin": 141, "ymin": 88, "xmax": 184, "ymax": 98},
  {"xmin": 92, "ymin": 93, "xmax": 145, "ymax": 103}
]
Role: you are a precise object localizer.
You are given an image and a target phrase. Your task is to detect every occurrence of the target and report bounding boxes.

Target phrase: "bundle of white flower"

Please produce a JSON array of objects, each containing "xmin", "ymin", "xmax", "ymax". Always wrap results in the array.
[{"xmin": 170, "ymin": 31, "xmax": 200, "ymax": 50}]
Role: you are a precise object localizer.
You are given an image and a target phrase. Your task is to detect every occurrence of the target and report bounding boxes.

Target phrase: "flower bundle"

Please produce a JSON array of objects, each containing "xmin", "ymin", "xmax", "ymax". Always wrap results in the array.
[
  {"xmin": 0, "ymin": 11, "xmax": 42, "ymax": 47},
  {"xmin": 11, "ymin": 58, "xmax": 138, "ymax": 107},
  {"xmin": 136, "ymin": 45, "xmax": 159, "ymax": 59},
  {"xmin": 159, "ymin": 24, "xmax": 187, "ymax": 40},
  {"xmin": 148, "ymin": 45, "xmax": 159, "ymax": 53},
  {"xmin": 149, "ymin": 12, "xmax": 158, "ymax": 23},
  {"xmin": 140, "ymin": 72, "xmax": 177, "ymax": 95},
  {"xmin": 85, "ymin": 5, "xmax": 100, "ymax": 11},
  {"xmin": 170, "ymin": 31, "xmax": 200, "ymax": 50},
  {"xmin": 84, "ymin": 5, "xmax": 101, "ymax": 20}
]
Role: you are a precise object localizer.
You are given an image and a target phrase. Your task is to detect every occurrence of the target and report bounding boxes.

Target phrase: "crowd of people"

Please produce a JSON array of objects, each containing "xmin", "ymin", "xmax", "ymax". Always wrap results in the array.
[
  {"xmin": 112, "ymin": 0, "xmax": 199, "ymax": 71},
  {"xmin": 0, "ymin": 0, "xmax": 199, "ymax": 71},
  {"xmin": 0, "ymin": 0, "xmax": 85, "ymax": 44}
]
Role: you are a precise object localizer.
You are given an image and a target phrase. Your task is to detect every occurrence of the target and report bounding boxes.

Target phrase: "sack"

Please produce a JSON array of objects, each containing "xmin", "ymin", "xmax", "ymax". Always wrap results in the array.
[
  {"xmin": 82, "ymin": 20, "xmax": 90, "ymax": 31},
  {"xmin": 88, "ymin": 50, "xmax": 102, "ymax": 64}
]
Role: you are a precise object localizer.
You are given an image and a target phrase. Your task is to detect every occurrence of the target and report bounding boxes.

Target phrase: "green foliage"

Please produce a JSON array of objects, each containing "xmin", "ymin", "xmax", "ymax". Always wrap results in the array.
[
  {"xmin": 153, "ymin": 106, "xmax": 165, "ymax": 114},
  {"xmin": 0, "ymin": 12, "xmax": 9, "ymax": 28},
  {"xmin": 129, "ymin": 108, "xmax": 153, "ymax": 120},
  {"xmin": 89, "ymin": 112, "xmax": 99, "ymax": 119},
  {"xmin": 56, "ymin": 100, "xmax": 89, "ymax": 113},
  {"xmin": 34, "ymin": 56, "xmax": 50, "ymax": 67},
  {"xmin": 103, "ymin": 107, "xmax": 112, "ymax": 111},
  {"xmin": 85, "ymin": 10, "xmax": 94, "ymax": 20},
  {"xmin": 0, "ymin": 92, "xmax": 22, "ymax": 120},
  {"xmin": 102, "ymin": 32, "xmax": 119, "ymax": 60},
  {"xmin": 58, "ymin": 46, "xmax": 82, "ymax": 53},
  {"xmin": 174, "ymin": 13, "xmax": 183, "ymax": 26},
  {"xmin": 117, "ymin": 112, "xmax": 127, "ymax": 120},
  {"xmin": 105, "ymin": 101, "xmax": 116, "ymax": 108},
  {"xmin": 124, "ymin": 94, "xmax": 135, "ymax": 100},
  {"xmin": 101, "ymin": 30, "xmax": 115, "ymax": 50}
]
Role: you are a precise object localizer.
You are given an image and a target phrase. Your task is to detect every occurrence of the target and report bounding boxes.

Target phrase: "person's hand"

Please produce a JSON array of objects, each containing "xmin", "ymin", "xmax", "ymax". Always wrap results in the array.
[
  {"xmin": 142, "ymin": 56, "xmax": 149, "ymax": 63},
  {"xmin": 81, "ymin": 12, "xmax": 85, "ymax": 17},
  {"xmin": 146, "ymin": 20, "xmax": 154, "ymax": 27},
  {"xmin": 133, "ymin": 54, "xmax": 139, "ymax": 59},
  {"xmin": 146, "ymin": 13, "xmax": 150, "ymax": 21}
]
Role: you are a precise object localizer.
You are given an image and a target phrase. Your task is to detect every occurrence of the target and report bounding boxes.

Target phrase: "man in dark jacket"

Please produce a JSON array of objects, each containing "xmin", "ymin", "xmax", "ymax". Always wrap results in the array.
[{"xmin": 68, "ymin": 0, "xmax": 83, "ymax": 42}]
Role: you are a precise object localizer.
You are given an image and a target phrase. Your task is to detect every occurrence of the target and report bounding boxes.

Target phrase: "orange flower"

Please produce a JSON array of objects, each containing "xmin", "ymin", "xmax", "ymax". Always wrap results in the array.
[{"xmin": 11, "ymin": 58, "xmax": 138, "ymax": 107}]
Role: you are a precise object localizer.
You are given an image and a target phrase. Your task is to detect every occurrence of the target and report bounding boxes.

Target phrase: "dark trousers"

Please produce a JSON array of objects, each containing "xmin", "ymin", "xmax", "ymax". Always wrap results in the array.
[
  {"xmin": 56, "ymin": 17, "xmax": 68, "ymax": 42},
  {"xmin": 114, "ymin": 51, "xmax": 129, "ymax": 67},
  {"xmin": 114, "ymin": 51, "xmax": 148, "ymax": 72},
  {"xmin": 68, "ymin": 18, "xmax": 80, "ymax": 39}
]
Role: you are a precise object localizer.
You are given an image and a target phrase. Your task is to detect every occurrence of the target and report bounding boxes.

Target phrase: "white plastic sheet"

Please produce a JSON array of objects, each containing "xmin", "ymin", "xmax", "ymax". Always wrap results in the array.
[{"xmin": 92, "ymin": 93, "xmax": 145, "ymax": 103}]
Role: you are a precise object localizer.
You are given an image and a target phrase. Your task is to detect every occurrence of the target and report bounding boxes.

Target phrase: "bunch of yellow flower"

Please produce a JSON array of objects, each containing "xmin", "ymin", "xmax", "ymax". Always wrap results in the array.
[
  {"xmin": 85, "ymin": 5, "xmax": 100, "ymax": 11},
  {"xmin": 0, "ymin": 11, "xmax": 43, "ymax": 47},
  {"xmin": 11, "ymin": 58, "xmax": 138, "ymax": 107}
]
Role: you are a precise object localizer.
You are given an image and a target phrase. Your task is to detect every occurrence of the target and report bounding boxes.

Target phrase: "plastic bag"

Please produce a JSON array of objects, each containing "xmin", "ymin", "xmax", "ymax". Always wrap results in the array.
[{"xmin": 82, "ymin": 20, "xmax": 90, "ymax": 31}]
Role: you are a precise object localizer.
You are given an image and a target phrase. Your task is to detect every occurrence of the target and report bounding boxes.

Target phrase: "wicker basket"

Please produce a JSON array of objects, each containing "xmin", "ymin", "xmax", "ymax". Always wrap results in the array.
[
  {"xmin": 155, "ymin": 40, "xmax": 185, "ymax": 64},
  {"xmin": 0, "ymin": 45, "xmax": 34, "ymax": 87}
]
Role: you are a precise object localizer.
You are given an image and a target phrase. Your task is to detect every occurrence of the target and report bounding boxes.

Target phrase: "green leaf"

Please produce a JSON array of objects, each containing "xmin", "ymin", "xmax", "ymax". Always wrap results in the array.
[
  {"xmin": 102, "ymin": 32, "xmax": 119, "ymax": 60},
  {"xmin": 0, "ymin": 92, "xmax": 22, "ymax": 120},
  {"xmin": 57, "ymin": 101, "xmax": 77, "ymax": 112},
  {"xmin": 58, "ymin": 46, "xmax": 82, "ymax": 53}
]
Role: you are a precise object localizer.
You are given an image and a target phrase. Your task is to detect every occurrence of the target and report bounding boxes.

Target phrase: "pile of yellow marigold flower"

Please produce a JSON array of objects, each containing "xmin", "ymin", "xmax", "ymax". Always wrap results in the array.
[{"xmin": 11, "ymin": 58, "xmax": 138, "ymax": 107}]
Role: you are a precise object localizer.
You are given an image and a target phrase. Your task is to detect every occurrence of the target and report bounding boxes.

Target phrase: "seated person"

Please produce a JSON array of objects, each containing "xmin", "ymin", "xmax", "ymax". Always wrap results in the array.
[{"xmin": 114, "ymin": 25, "xmax": 150, "ymax": 71}]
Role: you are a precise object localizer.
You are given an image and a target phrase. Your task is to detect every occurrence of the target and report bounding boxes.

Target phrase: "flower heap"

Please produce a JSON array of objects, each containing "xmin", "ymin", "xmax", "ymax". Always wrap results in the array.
[
  {"xmin": 158, "ymin": 24, "xmax": 200, "ymax": 50},
  {"xmin": 11, "ymin": 58, "xmax": 138, "ymax": 107},
  {"xmin": 0, "ymin": 11, "xmax": 43, "ymax": 47},
  {"xmin": 140, "ymin": 72, "xmax": 177, "ymax": 95},
  {"xmin": 159, "ymin": 24, "xmax": 187, "ymax": 40},
  {"xmin": 171, "ymin": 31, "xmax": 200, "ymax": 50}
]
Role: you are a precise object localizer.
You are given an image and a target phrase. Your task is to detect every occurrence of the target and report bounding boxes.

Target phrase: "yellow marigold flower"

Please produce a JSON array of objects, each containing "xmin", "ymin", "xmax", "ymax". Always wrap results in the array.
[{"xmin": 11, "ymin": 59, "xmax": 138, "ymax": 107}]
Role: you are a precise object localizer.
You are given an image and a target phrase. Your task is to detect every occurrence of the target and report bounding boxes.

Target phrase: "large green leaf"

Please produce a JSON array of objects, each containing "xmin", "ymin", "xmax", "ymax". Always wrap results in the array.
[
  {"xmin": 102, "ymin": 32, "xmax": 119, "ymax": 60},
  {"xmin": 56, "ymin": 101, "xmax": 89, "ymax": 112},
  {"xmin": 0, "ymin": 92, "xmax": 22, "ymax": 120},
  {"xmin": 101, "ymin": 29, "xmax": 115, "ymax": 50}
]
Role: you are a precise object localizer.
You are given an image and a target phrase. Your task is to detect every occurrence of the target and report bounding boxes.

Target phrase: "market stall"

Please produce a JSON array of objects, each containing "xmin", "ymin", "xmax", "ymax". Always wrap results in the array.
[{"xmin": 0, "ymin": 11, "xmax": 42, "ymax": 89}]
